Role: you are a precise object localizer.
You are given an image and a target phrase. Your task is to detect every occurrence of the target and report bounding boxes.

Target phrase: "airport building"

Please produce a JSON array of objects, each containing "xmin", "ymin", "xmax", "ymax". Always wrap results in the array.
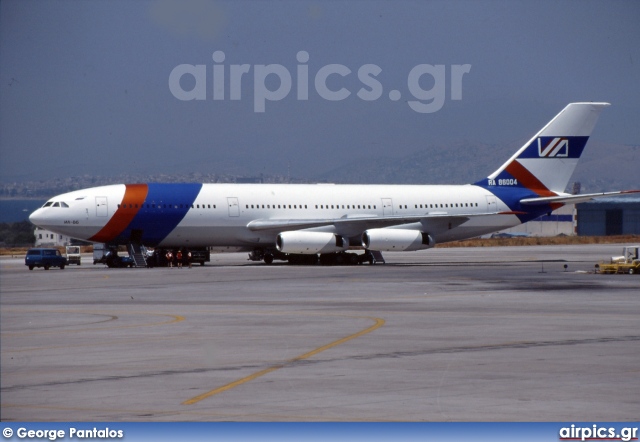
[
  {"xmin": 576, "ymin": 197, "xmax": 640, "ymax": 236},
  {"xmin": 34, "ymin": 227, "xmax": 73, "ymax": 247}
]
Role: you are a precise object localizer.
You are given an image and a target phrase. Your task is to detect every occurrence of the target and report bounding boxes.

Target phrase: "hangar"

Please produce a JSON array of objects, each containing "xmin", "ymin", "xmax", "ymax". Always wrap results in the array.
[{"xmin": 576, "ymin": 197, "xmax": 640, "ymax": 236}]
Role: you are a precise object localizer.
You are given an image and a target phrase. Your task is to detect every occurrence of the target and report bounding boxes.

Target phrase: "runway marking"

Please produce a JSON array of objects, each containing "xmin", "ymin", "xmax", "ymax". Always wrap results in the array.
[
  {"xmin": 182, "ymin": 315, "xmax": 385, "ymax": 405},
  {"xmin": 1, "ymin": 310, "xmax": 184, "ymax": 337}
]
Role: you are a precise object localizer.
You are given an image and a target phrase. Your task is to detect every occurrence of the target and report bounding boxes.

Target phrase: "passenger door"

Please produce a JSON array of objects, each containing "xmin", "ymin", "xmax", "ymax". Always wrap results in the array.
[
  {"xmin": 486, "ymin": 195, "xmax": 497, "ymax": 212},
  {"xmin": 381, "ymin": 198, "xmax": 393, "ymax": 217},
  {"xmin": 227, "ymin": 197, "xmax": 239, "ymax": 217},
  {"xmin": 96, "ymin": 197, "xmax": 108, "ymax": 217}
]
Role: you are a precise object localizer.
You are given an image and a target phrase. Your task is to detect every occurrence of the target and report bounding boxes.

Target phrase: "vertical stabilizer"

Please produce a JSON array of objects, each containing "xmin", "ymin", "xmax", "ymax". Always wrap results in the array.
[{"xmin": 478, "ymin": 102, "xmax": 610, "ymax": 195}]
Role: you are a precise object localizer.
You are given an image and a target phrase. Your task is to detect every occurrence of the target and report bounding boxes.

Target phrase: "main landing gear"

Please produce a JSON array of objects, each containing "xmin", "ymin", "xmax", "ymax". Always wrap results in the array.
[{"xmin": 248, "ymin": 249, "xmax": 385, "ymax": 266}]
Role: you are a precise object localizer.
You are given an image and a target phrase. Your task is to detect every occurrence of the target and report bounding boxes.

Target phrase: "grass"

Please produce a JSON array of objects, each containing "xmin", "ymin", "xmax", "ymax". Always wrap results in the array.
[{"xmin": 435, "ymin": 234, "xmax": 640, "ymax": 248}]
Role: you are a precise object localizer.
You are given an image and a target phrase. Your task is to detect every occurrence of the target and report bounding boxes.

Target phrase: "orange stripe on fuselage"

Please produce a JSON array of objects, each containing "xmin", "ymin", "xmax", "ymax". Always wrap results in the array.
[{"xmin": 89, "ymin": 184, "xmax": 148, "ymax": 243}]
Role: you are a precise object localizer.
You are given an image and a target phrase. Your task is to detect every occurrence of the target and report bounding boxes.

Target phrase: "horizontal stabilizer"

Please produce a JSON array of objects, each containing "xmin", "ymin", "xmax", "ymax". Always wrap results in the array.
[{"xmin": 520, "ymin": 189, "xmax": 640, "ymax": 206}]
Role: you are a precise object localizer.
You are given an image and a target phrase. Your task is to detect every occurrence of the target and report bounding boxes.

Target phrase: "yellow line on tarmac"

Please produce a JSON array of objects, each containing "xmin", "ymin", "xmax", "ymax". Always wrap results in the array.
[
  {"xmin": 1, "ymin": 311, "xmax": 184, "ymax": 337},
  {"xmin": 182, "ymin": 316, "xmax": 385, "ymax": 405}
]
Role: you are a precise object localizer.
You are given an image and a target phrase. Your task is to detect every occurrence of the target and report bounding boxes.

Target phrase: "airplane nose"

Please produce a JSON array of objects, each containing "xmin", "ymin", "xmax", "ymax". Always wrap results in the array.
[{"xmin": 29, "ymin": 208, "xmax": 44, "ymax": 227}]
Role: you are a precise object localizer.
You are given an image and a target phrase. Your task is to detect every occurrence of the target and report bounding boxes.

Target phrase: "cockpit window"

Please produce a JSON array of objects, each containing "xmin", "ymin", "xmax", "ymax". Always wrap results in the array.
[
  {"xmin": 75, "ymin": 197, "xmax": 86, "ymax": 200},
  {"xmin": 43, "ymin": 201, "xmax": 53, "ymax": 208},
  {"xmin": 48, "ymin": 201, "xmax": 69, "ymax": 208}
]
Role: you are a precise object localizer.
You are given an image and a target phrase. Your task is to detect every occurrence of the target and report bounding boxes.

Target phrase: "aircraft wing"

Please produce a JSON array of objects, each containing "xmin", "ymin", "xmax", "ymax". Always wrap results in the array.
[
  {"xmin": 246, "ymin": 211, "xmax": 520, "ymax": 232},
  {"xmin": 520, "ymin": 189, "xmax": 640, "ymax": 206}
]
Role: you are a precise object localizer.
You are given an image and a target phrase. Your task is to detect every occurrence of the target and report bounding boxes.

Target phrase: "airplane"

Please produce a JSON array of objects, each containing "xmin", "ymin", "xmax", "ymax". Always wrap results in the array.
[{"xmin": 29, "ymin": 102, "xmax": 638, "ymax": 265}]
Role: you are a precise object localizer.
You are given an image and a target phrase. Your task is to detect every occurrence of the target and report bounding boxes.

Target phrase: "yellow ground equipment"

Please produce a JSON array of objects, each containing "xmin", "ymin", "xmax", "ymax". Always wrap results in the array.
[{"xmin": 596, "ymin": 245, "xmax": 640, "ymax": 275}]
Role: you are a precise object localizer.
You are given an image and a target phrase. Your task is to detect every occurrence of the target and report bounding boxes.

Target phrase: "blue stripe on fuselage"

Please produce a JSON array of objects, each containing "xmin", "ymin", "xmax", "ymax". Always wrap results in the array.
[
  {"xmin": 476, "ymin": 184, "xmax": 559, "ymax": 224},
  {"xmin": 113, "ymin": 183, "xmax": 202, "ymax": 246}
]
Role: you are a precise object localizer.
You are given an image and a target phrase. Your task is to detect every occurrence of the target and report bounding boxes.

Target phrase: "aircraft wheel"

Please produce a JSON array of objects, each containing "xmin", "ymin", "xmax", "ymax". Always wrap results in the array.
[{"xmin": 264, "ymin": 254, "xmax": 274, "ymax": 265}]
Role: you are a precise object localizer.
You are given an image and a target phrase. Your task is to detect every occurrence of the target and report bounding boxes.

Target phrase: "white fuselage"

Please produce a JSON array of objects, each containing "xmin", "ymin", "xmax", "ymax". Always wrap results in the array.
[{"xmin": 29, "ymin": 183, "xmax": 519, "ymax": 250}]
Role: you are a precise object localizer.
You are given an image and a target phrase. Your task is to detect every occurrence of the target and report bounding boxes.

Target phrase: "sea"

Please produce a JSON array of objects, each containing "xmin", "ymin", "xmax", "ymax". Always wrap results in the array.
[{"xmin": 0, "ymin": 199, "xmax": 47, "ymax": 223}]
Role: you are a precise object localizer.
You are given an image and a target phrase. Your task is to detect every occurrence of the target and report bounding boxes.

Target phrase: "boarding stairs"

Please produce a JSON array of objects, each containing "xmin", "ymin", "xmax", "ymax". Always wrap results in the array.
[
  {"xmin": 128, "ymin": 243, "xmax": 148, "ymax": 268},
  {"xmin": 369, "ymin": 250, "xmax": 385, "ymax": 264}
]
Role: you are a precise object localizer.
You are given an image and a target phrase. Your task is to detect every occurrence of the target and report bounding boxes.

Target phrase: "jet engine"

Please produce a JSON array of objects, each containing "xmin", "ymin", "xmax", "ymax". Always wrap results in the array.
[
  {"xmin": 276, "ymin": 231, "xmax": 349, "ymax": 254},
  {"xmin": 361, "ymin": 229, "xmax": 435, "ymax": 251}
]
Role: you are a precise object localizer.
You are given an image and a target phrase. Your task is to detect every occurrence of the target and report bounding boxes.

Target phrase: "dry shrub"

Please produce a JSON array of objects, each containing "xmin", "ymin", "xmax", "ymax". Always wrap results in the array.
[{"xmin": 436, "ymin": 235, "xmax": 640, "ymax": 248}]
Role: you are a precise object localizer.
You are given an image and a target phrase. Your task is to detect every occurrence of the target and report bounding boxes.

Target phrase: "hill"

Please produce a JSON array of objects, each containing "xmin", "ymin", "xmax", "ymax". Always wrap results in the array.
[
  {"xmin": 1, "ymin": 141, "xmax": 637, "ymax": 199},
  {"xmin": 315, "ymin": 140, "xmax": 639, "ymax": 192}
]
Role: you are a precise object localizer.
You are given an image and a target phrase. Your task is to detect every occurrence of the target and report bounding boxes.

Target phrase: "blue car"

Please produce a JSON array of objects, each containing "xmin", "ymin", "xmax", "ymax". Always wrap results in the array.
[{"xmin": 25, "ymin": 248, "xmax": 67, "ymax": 270}]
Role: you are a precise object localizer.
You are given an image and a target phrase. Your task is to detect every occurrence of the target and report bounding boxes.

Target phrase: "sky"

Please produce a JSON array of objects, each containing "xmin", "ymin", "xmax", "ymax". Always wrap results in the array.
[{"xmin": 1, "ymin": 0, "xmax": 639, "ymax": 183}]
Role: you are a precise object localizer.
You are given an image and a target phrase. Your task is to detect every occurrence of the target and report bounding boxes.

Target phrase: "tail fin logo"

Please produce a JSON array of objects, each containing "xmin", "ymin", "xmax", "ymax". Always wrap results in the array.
[{"xmin": 538, "ymin": 137, "xmax": 569, "ymax": 158}]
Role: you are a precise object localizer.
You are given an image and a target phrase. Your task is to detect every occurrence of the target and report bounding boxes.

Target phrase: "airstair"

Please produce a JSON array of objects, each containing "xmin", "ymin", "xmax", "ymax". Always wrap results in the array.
[
  {"xmin": 369, "ymin": 250, "xmax": 385, "ymax": 264},
  {"xmin": 128, "ymin": 243, "xmax": 148, "ymax": 268}
]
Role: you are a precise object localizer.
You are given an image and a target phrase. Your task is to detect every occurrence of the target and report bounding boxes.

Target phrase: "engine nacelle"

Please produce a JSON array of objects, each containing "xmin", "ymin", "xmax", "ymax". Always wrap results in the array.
[
  {"xmin": 362, "ymin": 229, "xmax": 435, "ymax": 252},
  {"xmin": 276, "ymin": 231, "xmax": 349, "ymax": 254}
]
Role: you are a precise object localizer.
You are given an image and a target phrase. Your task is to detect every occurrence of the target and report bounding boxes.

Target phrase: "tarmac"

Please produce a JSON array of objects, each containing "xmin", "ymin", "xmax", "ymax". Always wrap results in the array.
[{"xmin": 1, "ymin": 244, "xmax": 639, "ymax": 421}]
